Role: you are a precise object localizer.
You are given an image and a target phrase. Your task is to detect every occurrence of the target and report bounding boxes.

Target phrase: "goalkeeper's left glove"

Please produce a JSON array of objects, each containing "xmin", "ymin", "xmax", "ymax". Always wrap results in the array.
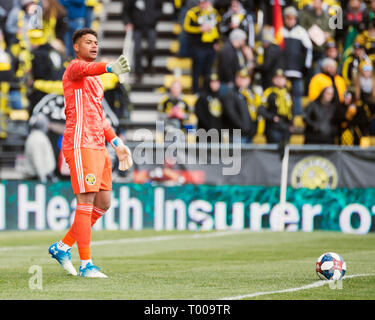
[
  {"xmin": 106, "ymin": 55, "xmax": 130, "ymax": 76},
  {"xmin": 111, "ymin": 137, "xmax": 133, "ymax": 171}
]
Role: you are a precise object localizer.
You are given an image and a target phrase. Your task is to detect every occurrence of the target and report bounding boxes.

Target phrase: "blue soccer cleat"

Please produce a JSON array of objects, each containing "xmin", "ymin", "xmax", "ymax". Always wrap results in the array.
[
  {"xmin": 48, "ymin": 242, "xmax": 77, "ymax": 276},
  {"xmin": 78, "ymin": 262, "xmax": 108, "ymax": 278}
]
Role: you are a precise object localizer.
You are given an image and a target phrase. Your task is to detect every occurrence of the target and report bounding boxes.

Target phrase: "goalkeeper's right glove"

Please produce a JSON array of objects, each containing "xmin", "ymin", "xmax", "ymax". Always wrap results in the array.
[{"xmin": 106, "ymin": 55, "xmax": 130, "ymax": 76}]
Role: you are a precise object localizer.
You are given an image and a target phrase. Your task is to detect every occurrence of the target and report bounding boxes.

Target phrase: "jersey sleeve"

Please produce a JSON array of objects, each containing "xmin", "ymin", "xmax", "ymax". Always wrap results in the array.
[
  {"xmin": 103, "ymin": 118, "xmax": 117, "ymax": 143},
  {"xmin": 66, "ymin": 60, "xmax": 108, "ymax": 81}
]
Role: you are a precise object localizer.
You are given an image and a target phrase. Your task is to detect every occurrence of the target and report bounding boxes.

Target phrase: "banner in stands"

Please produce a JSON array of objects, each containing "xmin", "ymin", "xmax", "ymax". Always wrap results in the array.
[
  {"xmin": 0, "ymin": 181, "xmax": 374, "ymax": 234},
  {"xmin": 129, "ymin": 144, "xmax": 375, "ymax": 188}
]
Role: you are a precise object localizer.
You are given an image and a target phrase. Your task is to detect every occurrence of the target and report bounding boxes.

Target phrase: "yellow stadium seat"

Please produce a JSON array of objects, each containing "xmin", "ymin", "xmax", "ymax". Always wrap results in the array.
[
  {"xmin": 9, "ymin": 109, "xmax": 29, "ymax": 121},
  {"xmin": 289, "ymin": 134, "xmax": 305, "ymax": 145},
  {"xmin": 166, "ymin": 57, "xmax": 192, "ymax": 71},
  {"xmin": 163, "ymin": 74, "xmax": 192, "ymax": 90},
  {"xmin": 172, "ymin": 23, "xmax": 182, "ymax": 35},
  {"xmin": 252, "ymin": 134, "xmax": 267, "ymax": 144},
  {"xmin": 293, "ymin": 115, "xmax": 305, "ymax": 128},
  {"xmin": 169, "ymin": 41, "xmax": 179, "ymax": 54}
]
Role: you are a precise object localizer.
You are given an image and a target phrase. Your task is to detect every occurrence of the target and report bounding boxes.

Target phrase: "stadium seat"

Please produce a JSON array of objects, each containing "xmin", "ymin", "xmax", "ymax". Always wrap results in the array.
[
  {"xmin": 163, "ymin": 74, "xmax": 192, "ymax": 90},
  {"xmin": 166, "ymin": 57, "xmax": 192, "ymax": 72}
]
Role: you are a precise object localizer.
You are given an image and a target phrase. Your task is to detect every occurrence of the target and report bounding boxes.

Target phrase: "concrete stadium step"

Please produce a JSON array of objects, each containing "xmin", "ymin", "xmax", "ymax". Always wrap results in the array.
[{"xmin": 101, "ymin": 21, "xmax": 177, "ymax": 39}]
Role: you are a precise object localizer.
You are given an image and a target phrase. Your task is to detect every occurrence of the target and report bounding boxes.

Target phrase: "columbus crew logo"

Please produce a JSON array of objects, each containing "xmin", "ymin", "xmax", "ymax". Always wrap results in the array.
[
  {"xmin": 85, "ymin": 174, "xmax": 96, "ymax": 185},
  {"xmin": 291, "ymin": 156, "xmax": 338, "ymax": 189}
]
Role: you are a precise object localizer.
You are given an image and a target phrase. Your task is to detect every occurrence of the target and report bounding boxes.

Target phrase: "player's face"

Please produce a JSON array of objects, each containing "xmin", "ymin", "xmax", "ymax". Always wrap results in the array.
[{"xmin": 74, "ymin": 34, "xmax": 99, "ymax": 61}]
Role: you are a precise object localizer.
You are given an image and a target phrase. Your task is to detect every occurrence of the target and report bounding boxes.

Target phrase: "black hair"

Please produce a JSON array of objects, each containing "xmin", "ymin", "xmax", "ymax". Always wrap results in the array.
[{"xmin": 72, "ymin": 28, "xmax": 97, "ymax": 44}]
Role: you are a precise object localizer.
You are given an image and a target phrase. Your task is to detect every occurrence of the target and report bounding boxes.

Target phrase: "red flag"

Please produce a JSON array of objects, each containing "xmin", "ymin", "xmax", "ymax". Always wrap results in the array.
[{"xmin": 273, "ymin": 0, "xmax": 285, "ymax": 49}]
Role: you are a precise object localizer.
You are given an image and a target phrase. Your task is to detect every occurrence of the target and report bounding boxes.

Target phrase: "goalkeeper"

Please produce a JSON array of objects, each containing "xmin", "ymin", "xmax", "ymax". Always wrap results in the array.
[{"xmin": 48, "ymin": 28, "xmax": 132, "ymax": 278}]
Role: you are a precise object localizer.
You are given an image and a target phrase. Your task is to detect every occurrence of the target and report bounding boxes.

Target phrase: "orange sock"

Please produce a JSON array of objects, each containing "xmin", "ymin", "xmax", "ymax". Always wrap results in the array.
[
  {"xmin": 91, "ymin": 206, "xmax": 106, "ymax": 226},
  {"xmin": 61, "ymin": 205, "xmax": 107, "ymax": 252},
  {"xmin": 70, "ymin": 203, "xmax": 93, "ymax": 260}
]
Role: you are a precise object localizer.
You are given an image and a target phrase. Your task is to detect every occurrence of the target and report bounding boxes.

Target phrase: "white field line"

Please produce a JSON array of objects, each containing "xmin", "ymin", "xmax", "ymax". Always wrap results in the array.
[
  {"xmin": 0, "ymin": 230, "xmax": 246, "ymax": 252},
  {"xmin": 220, "ymin": 273, "xmax": 375, "ymax": 300}
]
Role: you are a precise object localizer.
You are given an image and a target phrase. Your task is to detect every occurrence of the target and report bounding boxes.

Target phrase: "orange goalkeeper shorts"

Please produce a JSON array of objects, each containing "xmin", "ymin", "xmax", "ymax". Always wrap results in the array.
[{"xmin": 63, "ymin": 148, "xmax": 112, "ymax": 194}]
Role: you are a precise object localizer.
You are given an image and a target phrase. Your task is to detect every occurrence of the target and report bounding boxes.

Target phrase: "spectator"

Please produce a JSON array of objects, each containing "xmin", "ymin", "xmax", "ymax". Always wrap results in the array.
[
  {"xmin": 157, "ymin": 79, "xmax": 192, "ymax": 131},
  {"xmin": 28, "ymin": 28, "xmax": 65, "ymax": 113},
  {"xmin": 315, "ymin": 40, "xmax": 342, "ymax": 75},
  {"xmin": 342, "ymin": 41, "xmax": 371, "ymax": 86},
  {"xmin": 219, "ymin": 0, "xmax": 255, "ymax": 47},
  {"xmin": 221, "ymin": 68, "xmax": 257, "ymax": 143},
  {"xmin": 282, "ymin": 6, "xmax": 313, "ymax": 115},
  {"xmin": 183, "ymin": 0, "xmax": 221, "ymax": 93},
  {"xmin": 23, "ymin": 113, "xmax": 57, "ymax": 183},
  {"xmin": 6, "ymin": 0, "xmax": 39, "ymax": 45},
  {"xmin": 217, "ymin": 28, "xmax": 255, "ymax": 89},
  {"xmin": 59, "ymin": 0, "xmax": 86, "ymax": 59},
  {"xmin": 303, "ymin": 86, "xmax": 341, "ymax": 144},
  {"xmin": 42, "ymin": 0, "xmax": 67, "ymax": 46},
  {"xmin": 338, "ymin": 90, "xmax": 369, "ymax": 145},
  {"xmin": 194, "ymin": 73, "xmax": 225, "ymax": 132},
  {"xmin": 258, "ymin": 69, "xmax": 294, "ymax": 144},
  {"xmin": 256, "ymin": 27, "xmax": 285, "ymax": 90},
  {"xmin": 0, "ymin": 0, "xmax": 16, "ymax": 46},
  {"xmin": 85, "ymin": 0, "xmax": 98, "ymax": 28},
  {"xmin": 343, "ymin": 0, "xmax": 367, "ymax": 37},
  {"xmin": 0, "ymin": 29, "xmax": 23, "ymax": 110},
  {"xmin": 353, "ymin": 60, "xmax": 375, "ymax": 134},
  {"xmin": 299, "ymin": 0, "xmax": 335, "ymax": 90},
  {"xmin": 309, "ymin": 58, "xmax": 346, "ymax": 106},
  {"xmin": 357, "ymin": 16, "xmax": 375, "ymax": 65},
  {"xmin": 299, "ymin": 0, "xmax": 335, "ymax": 61},
  {"xmin": 122, "ymin": 0, "xmax": 163, "ymax": 83}
]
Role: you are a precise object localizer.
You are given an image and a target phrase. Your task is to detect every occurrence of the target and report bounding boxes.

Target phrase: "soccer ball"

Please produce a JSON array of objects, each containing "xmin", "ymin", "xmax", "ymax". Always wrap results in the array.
[{"xmin": 316, "ymin": 252, "xmax": 346, "ymax": 280}]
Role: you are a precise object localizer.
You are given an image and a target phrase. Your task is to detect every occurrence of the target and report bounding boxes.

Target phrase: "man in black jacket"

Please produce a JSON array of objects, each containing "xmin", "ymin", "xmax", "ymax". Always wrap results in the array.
[
  {"xmin": 195, "ymin": 73, "xmax": 226, "ymax": 132},
  {"xmin": 122, "ymin": 0, "xmax": 163, "ymax": 82},
  {"xmin": 222, "ymin": 68, "xmax": 257, "ymax": 143},
  {"xmin": 256, "ymin": 28, "xmax": 285, "ymax": 90},
  {"xmin": 217, "ymin": 28, "xmax": 254, "ymax": 89}
]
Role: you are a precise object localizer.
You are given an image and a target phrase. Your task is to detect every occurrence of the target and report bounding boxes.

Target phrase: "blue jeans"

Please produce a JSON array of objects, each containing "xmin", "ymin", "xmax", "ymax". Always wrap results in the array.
[
  {"xmin": 289, "ymin": 77, "xmax": 303, "ymax": 116},
  {"xmin": 64, "ymin": 18, "xmax": 85, "ymax": 58},
  {"xmin": 191, "ymin": 45, "xmax": 216, "ymax": 93},
  {"xmin": 9, "ymin": 90, "xmax": 23, "ymax": 109}
]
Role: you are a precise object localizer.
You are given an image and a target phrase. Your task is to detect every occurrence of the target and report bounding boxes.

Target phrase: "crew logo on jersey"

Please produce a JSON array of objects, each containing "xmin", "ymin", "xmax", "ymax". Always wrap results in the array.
[{"xmin": 85, "ymin": 174, "xmax": 96, "ymax": 185}]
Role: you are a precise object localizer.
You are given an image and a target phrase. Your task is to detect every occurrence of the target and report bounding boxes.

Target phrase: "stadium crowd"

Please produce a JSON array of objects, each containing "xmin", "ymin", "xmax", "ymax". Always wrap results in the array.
[
  {"xmin": 0, "ymin": 0, "xmax": 375, "ymax": 164},
  {"xmin": 160, "ymin": 0, "xmax": 375, "ymax": 146}
]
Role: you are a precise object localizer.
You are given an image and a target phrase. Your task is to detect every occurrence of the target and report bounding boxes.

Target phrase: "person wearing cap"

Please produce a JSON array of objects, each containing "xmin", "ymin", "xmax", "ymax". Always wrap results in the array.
[
  {"xmin": 221, "ymin": 68, "xmax": 258, "ymax": 143},
  {"xmin": 342, "ymin": 40, "xmax": 371, "ymax": 86},
  {"xmin": 314, "ymin": 40, "xmax": 341, "ymax": 75},
  {"xmin": 217, "ymin": 28, "xmax": 255, "ymax": 89},
  {"xmin": 183, "ymin": 0, "xmax": 221, "ymax": 93},
  {"xmin": 282, "ymin": 6, "xmax": 313, "ymax": 116},
  {"xmin": 258, "ymin": 69, "xmax": 294, "ymax": 144},
  {"xmin": 308, "ymin": 57, "xmax": 346, "ymax": 105},
  {"xmin": 194, "ymin": 72, "xmax": 226, "ymax": 133}
]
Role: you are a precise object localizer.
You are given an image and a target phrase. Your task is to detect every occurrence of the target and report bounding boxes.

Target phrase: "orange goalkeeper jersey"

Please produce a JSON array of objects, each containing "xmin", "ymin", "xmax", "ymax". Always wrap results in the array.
[{"xmin": 62, "ymin": 59, "xmax": 116, "ymax": 150}]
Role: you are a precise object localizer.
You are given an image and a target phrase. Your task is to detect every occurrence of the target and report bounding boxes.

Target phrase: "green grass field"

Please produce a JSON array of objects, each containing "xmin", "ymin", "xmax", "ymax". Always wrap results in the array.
[{"xmin": 0, "ymin": 229, "xmax": 374, "ymax": 300}]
